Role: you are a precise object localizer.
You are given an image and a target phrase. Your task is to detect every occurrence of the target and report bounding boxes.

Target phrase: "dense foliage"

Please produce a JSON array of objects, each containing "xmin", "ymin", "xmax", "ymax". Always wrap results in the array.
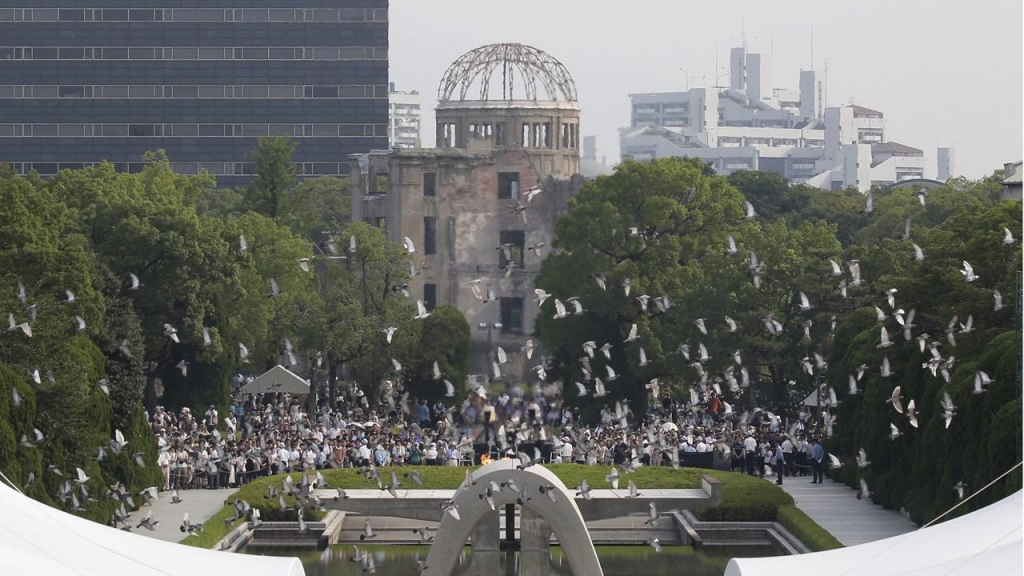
[
  {"xmin": 535, "ymin": 157, "xmax": 1021, "ymax": 521},
  {"xmin": 0, "ymin": 140, "xmax": 470, "ymax": 522}
]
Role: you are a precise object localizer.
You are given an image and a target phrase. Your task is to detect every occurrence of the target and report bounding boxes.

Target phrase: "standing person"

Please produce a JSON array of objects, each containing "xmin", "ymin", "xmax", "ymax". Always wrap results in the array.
[
  {"xmin": 811, "ymin": 437, "xmax": 825, "ymax": 484},
  {"xmin": 157, "ymin": 446, "xmax": 172, "ymax": 491},
  {"xmin": 417, "ymin": 401, "xmax": 430, "ymax": 429},
  {"xmin": 743, "ymin": 433, "xmax": 758, "ymax": 476},
  {"xmin": 772, "ymin": 441, "xmax": 786, "ymax": 485},
  {"xmin": 780, "ymin": 435, "xmax": 794, "ymax": 477}
]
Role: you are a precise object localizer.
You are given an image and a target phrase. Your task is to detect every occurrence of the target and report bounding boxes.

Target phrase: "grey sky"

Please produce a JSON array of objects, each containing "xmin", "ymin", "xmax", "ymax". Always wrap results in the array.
[{"xmin": 390, "ymin": 0, "xmax": 1022, "ymax": 180}]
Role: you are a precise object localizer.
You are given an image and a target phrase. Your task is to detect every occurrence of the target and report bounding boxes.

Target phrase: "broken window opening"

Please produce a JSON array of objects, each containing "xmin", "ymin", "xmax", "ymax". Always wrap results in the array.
[
  {"xmin": 542, "ymin": 122, "xmax": 551, "ymax": 148},
  {"xmin": 440, "ymin": 122, "xmax": 457, "ymax": 148},
  {"xmin": 500, "ymin": 297, "xmax": 524, "ymax": 335},
  {"xmin": 423, "ymin": 171, "xmax": 437, "ymax": 197},
  {"xmin": 561, "ymin": 123, "xmax": 570, "ymax": 148},
  {"xmin": 423, "ymin": 283, "xmax": 437, "ymax": 311},
  {"xmin": 521, "ymin": 123, "xmax": 530, "ymax": 147},
  {"xmin": 469, "ymin": 123, "xmax": 492, "ymax": 139},
  {"xmin": 423, "ymin": 216, "xmax": 437, "ymax": 256},
  {"xmin": 498, "ymin": 230, "xmax": 525, "ymax": 268},
  {"xmin": 370, "ymin": 172, "xmax": 388, "ymax": 194},
  {"xmin": 364, "ymin": 216, "xmax": 386, "ymax": 229},
  {"xmin": 497, "ymin": 172, "xmax": 520, "ymax": 200},
  {"xmin": 495, "ymin": 123, "xmax": 506, "ymax": 146}
]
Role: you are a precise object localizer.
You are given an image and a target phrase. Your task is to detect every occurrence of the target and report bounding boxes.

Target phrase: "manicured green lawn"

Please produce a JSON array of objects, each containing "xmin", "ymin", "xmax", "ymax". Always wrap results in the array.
[
  {"xmin": 776, "ymin": 504, "xmax": 844, "ymax": 551},
  {"xmin": 181, "ymin": 464, "xmax": 841, "ymax": 552}
]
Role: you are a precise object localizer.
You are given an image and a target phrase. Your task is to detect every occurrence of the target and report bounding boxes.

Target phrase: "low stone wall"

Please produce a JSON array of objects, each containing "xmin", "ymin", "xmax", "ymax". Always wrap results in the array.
[{"xmin": 314, "ymin": 474, "xmax": 722, "ymax": 523}]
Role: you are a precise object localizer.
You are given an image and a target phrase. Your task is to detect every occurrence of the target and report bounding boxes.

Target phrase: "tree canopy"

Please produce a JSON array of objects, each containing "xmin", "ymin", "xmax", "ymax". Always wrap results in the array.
[
  {"xmin": 535, "ymin": 159, "xmax": 1021, "ymax": 521},
  {"xmin": 0, "ymin": 144, "xmax": 470, "ymax": 522}
]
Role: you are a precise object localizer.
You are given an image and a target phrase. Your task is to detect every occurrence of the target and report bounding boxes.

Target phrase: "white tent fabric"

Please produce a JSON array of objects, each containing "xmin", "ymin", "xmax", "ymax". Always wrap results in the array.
[
  {"xmin": 726, "ymin": 491, "xmax": 1023, "ymax": 576},
  {"xmin": 0, "ymin": 481, "xmax": 305, "ymax": 576},
  {"xmin": 240, "ymin": 365, "xmax": 310, "ymax": 395}
]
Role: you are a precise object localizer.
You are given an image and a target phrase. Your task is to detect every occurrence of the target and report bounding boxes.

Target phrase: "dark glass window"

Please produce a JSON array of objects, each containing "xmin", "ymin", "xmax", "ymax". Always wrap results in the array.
[{"xmin": 423, "ymin": 171, "xmax": 436, "ymax": 197}]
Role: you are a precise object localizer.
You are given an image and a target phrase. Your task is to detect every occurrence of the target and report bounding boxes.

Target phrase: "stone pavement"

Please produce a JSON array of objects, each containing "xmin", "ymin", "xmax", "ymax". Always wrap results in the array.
[
  {"xmin": 135, "ymin": 487, "xmax": 236, "ymax": 543},
  {"xmin": 766, "ymin": 470, "xmax": 918, "ymax": 546}
]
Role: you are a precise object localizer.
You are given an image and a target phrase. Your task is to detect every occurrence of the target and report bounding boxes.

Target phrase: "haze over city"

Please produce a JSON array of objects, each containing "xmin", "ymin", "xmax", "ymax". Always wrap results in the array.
[{"xmin": 392, "ymin": 0, "xmax": 1023, "ymax": 178}]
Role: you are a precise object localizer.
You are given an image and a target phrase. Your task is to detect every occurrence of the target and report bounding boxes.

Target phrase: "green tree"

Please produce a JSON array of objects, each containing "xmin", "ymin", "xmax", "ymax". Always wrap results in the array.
[
  {"xmin": 402, "ymin": 305, "xmax": 472, "ymax": 403},
  {"xmin": 302, "ymin": 221, "xmax": 415, "ymax": 407},
  {"xmin": 534, "ymin": 157, "xmax": 748, "ymax": 415},
  {"xmin": 241, "ymin": 137, "xmax": 300, "ymax": 220},
  {"xmin": 289, "ymin": 176, "xmax": 353, "ymax": 236},
  {"xmin": 824, "ymin": 178, "xmax": 1021, "ymax": 523}
]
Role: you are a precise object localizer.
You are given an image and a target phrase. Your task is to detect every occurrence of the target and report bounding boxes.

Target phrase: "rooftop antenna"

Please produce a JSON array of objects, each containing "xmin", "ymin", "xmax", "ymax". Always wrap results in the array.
[
  {"xmin": 741, "ymin": 19, "xmax": 746, "ymax": 50},
  {"xmin": 810, "ymin": 26, "xmax": 814, "ymax": 70},
  {"xmin": 823, "ymin": 58, "xmax": 830, "ymax": 106}
]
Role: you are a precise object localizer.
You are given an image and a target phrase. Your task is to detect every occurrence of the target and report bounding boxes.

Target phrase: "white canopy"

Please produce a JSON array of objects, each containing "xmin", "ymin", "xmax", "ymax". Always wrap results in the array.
[
  {"xmin": 0, "ymin": 481, "xmax": 305, "ymax": 576},
  {"xmin": 240, "ymin": 365, "xmax": 310, "ymax": 395},
  {"xmin": 726, "ymin": 490, "xmax": 1023, "ymax": 576}
]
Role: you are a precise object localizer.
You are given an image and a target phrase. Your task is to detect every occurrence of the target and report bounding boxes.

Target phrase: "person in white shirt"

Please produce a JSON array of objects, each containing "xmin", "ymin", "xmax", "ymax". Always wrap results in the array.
[
  {"xmin": 559, "ymin": 440, "xmax": 573, "ymax": 463},
  {"xmin": 357, "ymin": 441, "xmax": 372, "ymax": 467},
  {"xmin": 424, "ymin": 443, "xmax": 439, "ymax": 465},
  {"xmin": 780, "ymin": 436, "xmax": 794, "ymax": 478},
  {"xmin": 743, "ymin": 433, "xmax": 758, "ymax": 476},
  {"xmin": 276, "ymin": 444, "xmax": 290, "ymax": 473},
  {"xmin": 303, "ymin": 446, "xmax": 317, "ymax": 470},
  {"xmin": 204, "ymin": 405, "xmax": 218, "ymax": 428},
  {"xmin": 157, "ymin": 449, "xmax": 172, "ymax": 490},
  {"xmin": 391, "ymin": 441, "xmax": 407, "ymax": 465}
]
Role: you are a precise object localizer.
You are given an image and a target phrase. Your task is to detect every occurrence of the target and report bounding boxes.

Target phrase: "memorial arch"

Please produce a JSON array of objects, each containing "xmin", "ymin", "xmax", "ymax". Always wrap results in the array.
[{"xmin": 423, "ymin": 458, "xmax": 604, "ymax": 576}]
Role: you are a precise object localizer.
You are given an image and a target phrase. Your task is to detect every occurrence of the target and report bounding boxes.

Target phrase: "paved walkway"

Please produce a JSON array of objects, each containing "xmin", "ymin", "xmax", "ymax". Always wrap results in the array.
[
  {"xmin": 766, "ymin": 471, "xmax": 918, "ymax": 546},
  {"xmin": 135, "ymin": 487, "xmax": 236, "ymax": 543}
]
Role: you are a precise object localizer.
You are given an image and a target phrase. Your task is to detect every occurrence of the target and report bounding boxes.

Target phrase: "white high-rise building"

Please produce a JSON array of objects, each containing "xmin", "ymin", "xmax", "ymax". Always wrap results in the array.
[
  {"xmin": 937, "ymin": 147, "xmax": 955, "ymax": 181},
  {"xmin": 621, "ymin": 45, "xmax": 945, "ymax": 192},
  {"xmin": 388, "ymin": 83, "xmax": 421, "ymax": 149}
]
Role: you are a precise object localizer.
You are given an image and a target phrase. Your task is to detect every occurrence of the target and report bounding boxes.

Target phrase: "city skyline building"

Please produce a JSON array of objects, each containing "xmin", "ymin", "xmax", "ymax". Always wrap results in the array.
[
  {"xmin": 388, "ymin": 82, "xmax": 421, "ymax": 149},
  {"xmin": 0, "ymin": 2, "xmax": 389, "ymax": 188},
  {"xmin": 621, "ymin": 44, "xmax": 948, "ymax": 191}
]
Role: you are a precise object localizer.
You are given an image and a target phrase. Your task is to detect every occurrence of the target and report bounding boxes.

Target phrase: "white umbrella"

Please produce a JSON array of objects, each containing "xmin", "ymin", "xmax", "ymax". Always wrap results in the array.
[{"xmin": 662, "ymin": 422, "xmax": 679, "ymax": 432}]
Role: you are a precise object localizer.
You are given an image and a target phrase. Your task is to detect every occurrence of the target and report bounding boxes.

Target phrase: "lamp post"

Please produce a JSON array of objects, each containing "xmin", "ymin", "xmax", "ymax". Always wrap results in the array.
[
  {"xmin": 678, "ymin": 68, "xmax": 690, "ymax": 92},
  {"xmin": 715, "ymin": 71, "xmax": 730, "ymax": 89}
]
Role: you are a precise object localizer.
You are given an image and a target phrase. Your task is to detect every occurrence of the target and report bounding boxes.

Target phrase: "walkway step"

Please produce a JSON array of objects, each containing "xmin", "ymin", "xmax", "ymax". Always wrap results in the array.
[{"xmin": 764, "ymin": 473, "xmax": 917, "ymax": 546}]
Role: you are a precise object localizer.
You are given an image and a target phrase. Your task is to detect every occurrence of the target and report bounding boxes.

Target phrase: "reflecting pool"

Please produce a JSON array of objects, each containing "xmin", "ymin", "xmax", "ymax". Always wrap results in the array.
[{"xmin": 242, "ymin": 544, "xmax": 778, "ymax": 576}]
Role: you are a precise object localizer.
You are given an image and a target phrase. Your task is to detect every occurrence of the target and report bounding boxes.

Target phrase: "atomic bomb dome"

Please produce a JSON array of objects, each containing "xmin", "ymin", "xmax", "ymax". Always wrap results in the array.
[
  {"xmin": 437, "ymin": 42, "xmax": 578, "ymax": 104},
  {"xmin": 351, "ymin": 42, "xmax": 584, "ymax": 384},
  {"xmin": 433, "ymin": 43, "xmax": 581, "ymax": 161}
]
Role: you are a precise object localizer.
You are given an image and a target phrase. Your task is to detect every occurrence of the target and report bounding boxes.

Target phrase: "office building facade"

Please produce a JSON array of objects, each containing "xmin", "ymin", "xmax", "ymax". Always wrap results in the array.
[
  {"xmin": 388, "ymin": 82, "xmax": 421, "ymax": 149},
  {"xmin": 0, "ymin": 1, "xmax": 389, "ymax": 187}
]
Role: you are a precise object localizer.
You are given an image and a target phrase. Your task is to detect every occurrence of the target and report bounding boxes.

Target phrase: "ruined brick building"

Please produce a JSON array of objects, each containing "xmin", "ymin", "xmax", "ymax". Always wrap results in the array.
[{"xmin": 350, "ymin": 43, "xmax": 585, "ymax": 382}]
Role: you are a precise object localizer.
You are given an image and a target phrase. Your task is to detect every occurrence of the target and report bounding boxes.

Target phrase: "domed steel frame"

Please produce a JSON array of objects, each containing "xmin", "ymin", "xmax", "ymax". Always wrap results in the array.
[{"xmin": 437, "ymin": 43, "xmax": 577, "ymax": 103}]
